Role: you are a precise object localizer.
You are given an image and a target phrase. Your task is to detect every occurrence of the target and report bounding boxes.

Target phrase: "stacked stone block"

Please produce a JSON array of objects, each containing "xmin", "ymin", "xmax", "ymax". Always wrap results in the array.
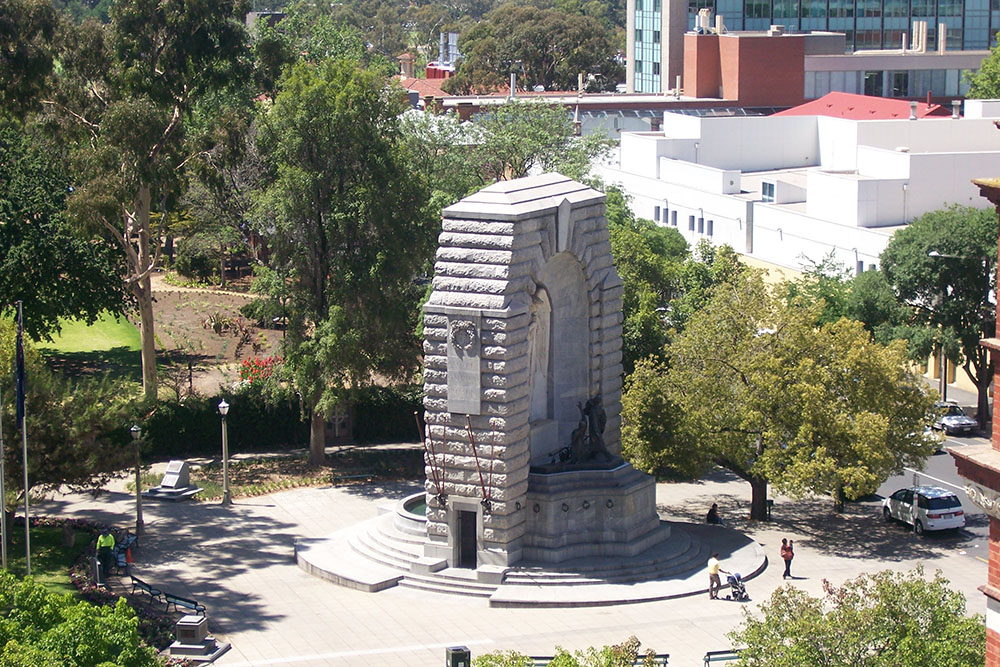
[{"xmin": 421, "ymin": 174, "xmax": 625, "ymax": 567}]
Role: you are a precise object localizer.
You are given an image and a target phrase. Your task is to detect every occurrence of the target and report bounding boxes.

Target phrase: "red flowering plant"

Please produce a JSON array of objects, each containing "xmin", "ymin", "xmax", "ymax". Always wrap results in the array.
[{"xmin": 235, "ymin": 356, "xmax": 282, "ymax": 393}]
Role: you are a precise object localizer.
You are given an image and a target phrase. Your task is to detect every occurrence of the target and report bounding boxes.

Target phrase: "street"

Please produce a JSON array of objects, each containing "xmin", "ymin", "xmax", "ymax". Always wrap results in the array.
[{"xmin": 875, "ymin": 431, "xmax": 991, "ymax": 566}]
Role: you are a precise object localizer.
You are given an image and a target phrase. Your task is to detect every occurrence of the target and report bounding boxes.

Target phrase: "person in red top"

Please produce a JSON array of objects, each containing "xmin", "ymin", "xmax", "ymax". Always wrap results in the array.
[{"xmin": 780, "ymin": 538, "xmax": 794, "ymax": 579}]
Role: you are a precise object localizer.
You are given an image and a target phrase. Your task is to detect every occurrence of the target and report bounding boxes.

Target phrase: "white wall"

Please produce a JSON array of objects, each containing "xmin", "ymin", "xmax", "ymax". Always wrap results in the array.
[
  {"xmin": 816, "ymin": 117, "xmax": 860, "ymax": 170},
  {"xmin": 693, "ymin": 116, "xmax": 820, "ymax": 171},
  {"xmin": 618, "ymin": 132, "xmax": 672, "ymax": 178},
  {"xmin": 659, "ymin": 158, "xmax": 741, "ymax": 194},
  {"xmin": 906, "ymin": 152, "xmax": 1000, "ymax": 217},
  {"xmin": 805, "ymin": 171, "xmax": 860, "ymax": 224},
  {"xmin": 963, "ymin": 99, "xmax": 1000, "ymax": 119},
  {"xmin": 854, "ymin": 118, "xmax": 1000, "ymax": 154},
  {"xmin": 752, "ymin": 204, "xmax": 889, "ymax": 273}
]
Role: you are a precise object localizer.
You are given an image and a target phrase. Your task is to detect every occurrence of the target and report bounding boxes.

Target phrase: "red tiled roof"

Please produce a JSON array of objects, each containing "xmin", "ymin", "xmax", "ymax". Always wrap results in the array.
[
  {"xmin": 774, "ymin": 92, "xmax": 951, "ymax": 119},
  {"xmin": 396, "ymin": 76, "xmax": 450, "ymax": 98}
]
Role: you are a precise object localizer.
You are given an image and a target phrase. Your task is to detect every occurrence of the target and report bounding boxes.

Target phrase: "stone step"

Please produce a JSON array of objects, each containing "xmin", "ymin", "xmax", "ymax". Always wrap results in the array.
[
  {"xmin": 295, "ymin": 533, "xmax": 403, "ymax": 593},
  {"xmin": 503, "ymin": 526, "xmax": 700, "ymax": 585},
  {"xmin": 349, "ymin": 528, "xmax": 416, "ymax": 571},
  {"xmin": 398, "ymin": 573, "xmax": 496, "ymax": 598},
  {"xmin": 379, "ymin": 514, "xmax": 428, "ymax": 546},
  {"xmin": 365, "ymin": 520, "xmax": 424, "ymax": 559}
]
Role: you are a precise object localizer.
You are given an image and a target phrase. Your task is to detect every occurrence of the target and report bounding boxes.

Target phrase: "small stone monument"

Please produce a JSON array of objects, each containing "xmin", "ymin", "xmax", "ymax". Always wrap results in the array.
[
  {"xmin": 168, "ymin": 615, "xmax": 230, "ymax": 663},
  {"xmin": 143, "ymin": 460, "xmax": 202, "ymax": 501},
  {"xmin": 421, "ymin": 173, "xmax": 665, "ymax": 570}
]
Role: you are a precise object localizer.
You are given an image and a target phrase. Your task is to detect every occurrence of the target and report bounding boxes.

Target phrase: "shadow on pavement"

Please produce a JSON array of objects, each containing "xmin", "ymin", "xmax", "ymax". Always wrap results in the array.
[{"xmin": 34, "ymin": 491, "xmax": 296, "ymax": 634}]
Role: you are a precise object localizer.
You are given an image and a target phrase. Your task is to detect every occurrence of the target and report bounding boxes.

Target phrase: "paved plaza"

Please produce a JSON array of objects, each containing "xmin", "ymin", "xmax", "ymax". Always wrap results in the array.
[{"xmin": 35, "ymin": 462, "xmax": 987, "ymax": 666}]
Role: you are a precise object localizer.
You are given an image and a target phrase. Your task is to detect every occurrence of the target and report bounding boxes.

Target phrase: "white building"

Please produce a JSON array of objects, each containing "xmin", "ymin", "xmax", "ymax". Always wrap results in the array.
[{"xmin": 596, "ymin": 98, "xmax": 1000, "ymax": 276}]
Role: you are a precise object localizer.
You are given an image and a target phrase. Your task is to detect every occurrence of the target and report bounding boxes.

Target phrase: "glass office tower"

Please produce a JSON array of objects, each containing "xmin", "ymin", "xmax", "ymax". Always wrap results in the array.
[{"xmin": 694, "ymin": 0, "xmax": 998, "ymax": 51}]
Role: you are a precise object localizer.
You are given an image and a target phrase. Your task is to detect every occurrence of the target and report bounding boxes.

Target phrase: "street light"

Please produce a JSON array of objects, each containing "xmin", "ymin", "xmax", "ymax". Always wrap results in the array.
[
  {"xmin": 218, "ymin": 400, "xmax": 232, "ymax": 506},
  {"xmin": 130, "ymin": 425, "xmax": 144, "ymax": 536}
]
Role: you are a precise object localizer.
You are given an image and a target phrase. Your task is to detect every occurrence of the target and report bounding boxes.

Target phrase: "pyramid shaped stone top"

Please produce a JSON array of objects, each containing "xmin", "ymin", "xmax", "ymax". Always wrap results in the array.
[{"xmin": 443, "ymin": 173, "xmax": 604, "ymax": 221}]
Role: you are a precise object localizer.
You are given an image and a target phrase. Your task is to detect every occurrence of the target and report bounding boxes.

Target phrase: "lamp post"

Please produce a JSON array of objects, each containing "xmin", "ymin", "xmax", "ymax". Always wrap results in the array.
[
  {"xmin": 218, "ymin": 400, "xmax": 232, "ymax": 506},
  {"xmin": 130, "ymin": 425, "xmax": 144, "ymax": 536}
]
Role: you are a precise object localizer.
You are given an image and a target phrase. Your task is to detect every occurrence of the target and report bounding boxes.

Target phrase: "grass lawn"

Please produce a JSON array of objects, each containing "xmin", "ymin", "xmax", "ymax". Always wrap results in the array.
[
  {"xmin": 35, "ymin": 314, "xmax": 142, "ymax": 381},
  {"xmin": 6, "ymin": 525, "xmax": 91, "ymax": 595},
  {"xmin": 35, "ymin": 313, "xmax": 140, "ymax": 353}
]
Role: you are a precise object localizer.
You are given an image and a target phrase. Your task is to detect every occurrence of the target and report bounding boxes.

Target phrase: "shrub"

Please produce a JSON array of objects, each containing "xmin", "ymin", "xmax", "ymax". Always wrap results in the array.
[
  {"xmin": 352, "ymin": 385, "xmax": 423, "ymax": 443},
  {"xmin": 174, "ymin": 235, "xmax": 218, "ymax": 282},
  {"xmin": 143, "ymin": 391, "xmax": 308, "ymax": 459},
  {"xmin": 0, "ymin": 571, "xmax": 161, "ymax": 666}
]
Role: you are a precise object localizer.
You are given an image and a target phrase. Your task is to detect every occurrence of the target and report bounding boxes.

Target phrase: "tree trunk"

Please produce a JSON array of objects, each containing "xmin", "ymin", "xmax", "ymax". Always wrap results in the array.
[
  {"xmin": 219, "ymin": 247, "xmax": 227, "ymax": 288},
  {"xmin": 833, "ymin": 484, "xmax": 846, "ymax": 514},
  {"xmin": 309, "ymin": 407, "xmax": 325, "ymax": 466},
  {"xmin": 133, "ymin": 185, "xmax": 157, "ymax": 404},
  {"xmin": 977, "ymin": 367, "xmax": 993, "ymax": 431},
  {"xmin": 749, "ymin": 477, "xmax": 769, "ymax": 521},
  {"xmin": 136, "ymin": 278, "xmax": 157, "ymax": 403}
]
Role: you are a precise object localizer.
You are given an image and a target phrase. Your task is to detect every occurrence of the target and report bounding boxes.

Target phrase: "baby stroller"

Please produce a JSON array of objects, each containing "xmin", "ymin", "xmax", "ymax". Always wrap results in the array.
[{"xmin": 725, "ymin": 572, "xmax": 750, "ymax": 602}]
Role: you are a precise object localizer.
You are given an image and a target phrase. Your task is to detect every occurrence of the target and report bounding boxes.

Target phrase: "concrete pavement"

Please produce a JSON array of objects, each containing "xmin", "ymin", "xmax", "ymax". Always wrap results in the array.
[{"xmin": 34, "ymin": 465, "xmax": 987, "ymax": 666}]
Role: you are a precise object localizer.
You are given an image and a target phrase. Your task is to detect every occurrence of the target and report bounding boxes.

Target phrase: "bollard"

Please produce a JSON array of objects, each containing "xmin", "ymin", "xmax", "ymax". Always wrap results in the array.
[{"xmin": 445, "ymin": 646, "xmax": 470, "ymax": 667}]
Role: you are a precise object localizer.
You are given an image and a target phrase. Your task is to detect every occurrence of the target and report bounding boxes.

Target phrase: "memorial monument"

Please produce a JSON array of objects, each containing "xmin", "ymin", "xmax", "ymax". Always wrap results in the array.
[
  {"xmin": 419, "ymin": 172, "xmax": 664, "ymax": 568},
  {"xmin": 295, "ymin": 173, "xmax": 765, "ymax": 605}
]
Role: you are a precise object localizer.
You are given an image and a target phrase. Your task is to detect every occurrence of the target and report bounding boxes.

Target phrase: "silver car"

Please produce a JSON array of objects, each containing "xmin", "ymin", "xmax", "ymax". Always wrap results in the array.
[
  {"xmin": 882, "ymin": 485, "xmax": 965, "ymax": 535},
  {"xmin": 932, "ymin": 401, "xmax": 977, "ymax": 436}
]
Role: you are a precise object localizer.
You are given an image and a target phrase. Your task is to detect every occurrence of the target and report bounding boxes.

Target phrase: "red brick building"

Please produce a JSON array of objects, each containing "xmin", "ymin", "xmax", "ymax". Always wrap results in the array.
[{"xmin": 951, "ymin": 178, "xmax": 1000, "ymax": 666}]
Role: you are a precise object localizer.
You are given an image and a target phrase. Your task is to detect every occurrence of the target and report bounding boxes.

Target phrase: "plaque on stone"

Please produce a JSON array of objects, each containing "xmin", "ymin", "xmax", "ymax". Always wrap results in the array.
[
  {"xmin": 160, "ymin": 460, "xmax": 190, "ymax": 489},
  {"xmin": 447, "ymin": 312, "xmax": 482, "ymax": 415}
]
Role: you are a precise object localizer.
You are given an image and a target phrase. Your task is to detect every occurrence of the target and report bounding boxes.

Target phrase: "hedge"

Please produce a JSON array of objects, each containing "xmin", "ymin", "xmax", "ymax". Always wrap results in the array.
[{"xmin": 142, "ymin": 384, "xmax": 422, "ymax": 459}]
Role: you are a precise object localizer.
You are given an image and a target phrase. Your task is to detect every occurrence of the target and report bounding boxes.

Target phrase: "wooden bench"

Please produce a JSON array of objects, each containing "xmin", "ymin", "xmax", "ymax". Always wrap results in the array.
[
  {"xmin": 704, "ymin": 649, "xmax": 741, "ymax": 665},
  {"xmin": 130, "ymin": 575, "xmax": 162, "ymax": 603},
  {"xmin": 164, "ymin": 592, "xmax": 206, "ymax": 616}
]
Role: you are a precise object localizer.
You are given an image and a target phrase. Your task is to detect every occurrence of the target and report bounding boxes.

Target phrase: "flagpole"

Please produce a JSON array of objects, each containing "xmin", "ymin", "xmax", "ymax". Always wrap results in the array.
[
  {"xmin": 16, "ymin": 301, "xmax": 28, "ymax": 576},
  {"xmin": 0, "ymin": 386, "xmax": 7, "ymax": 570}
]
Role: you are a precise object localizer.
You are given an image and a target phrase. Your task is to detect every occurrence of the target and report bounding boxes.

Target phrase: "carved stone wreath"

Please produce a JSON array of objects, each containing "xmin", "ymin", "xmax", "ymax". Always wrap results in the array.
[
  {"xmin": 966, "ymin": 482, "xmax": 1000, "ymax": 519},
  {"xmin": 450, "ymin": 320, "xmax": 478, "ymax": 353}
]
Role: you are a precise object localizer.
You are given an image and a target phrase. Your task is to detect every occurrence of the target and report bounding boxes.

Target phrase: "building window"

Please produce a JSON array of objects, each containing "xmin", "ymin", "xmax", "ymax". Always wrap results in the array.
[
  {"xmin": 653, "ymin": 62, "xmax": 660, "ymax": 75},
  {"xmin": 762, "ymin": 182, "xmax": 775, "ymax": 202},
  {"xmin": 671, "ymin": 211, "xmax": 677, "ymax": 226},
  {"xmin": 654, "ymin": 205, "xmax": 661, "ymax": 221},
  {"xmin": 688, "ymin": 215, "xmax": 695, "ymax": 231},
  {"xmin": 697, "ymin": 217, "xmax": 704, "ymax": 233},
  {"xmin": 707, "ymin": 220, "xmax": 714, "ymax": 236},
  {"xmin": 653, "ymin": 30, "xmax": 661, "ymax": 43},
  {"xmin": 636, "ymin": 29, "xmax": 643, "ymax": 42}
]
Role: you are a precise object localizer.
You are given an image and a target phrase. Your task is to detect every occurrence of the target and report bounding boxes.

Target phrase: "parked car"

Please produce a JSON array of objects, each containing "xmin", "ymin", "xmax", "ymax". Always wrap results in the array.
[
  {"xmin": 932, "ymin": 401, "xmax": 977, "ymax": 436},
  {"xmin": 882, "ymin": 485, "xmax": 965, "ymax": 535}
]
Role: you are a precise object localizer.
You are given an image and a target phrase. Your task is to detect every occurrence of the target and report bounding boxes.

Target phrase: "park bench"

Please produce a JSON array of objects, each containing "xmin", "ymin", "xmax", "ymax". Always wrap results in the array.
[
  {"xmin": 704, "ymin": 649, "xmax": 741, "ymax": 665},
  {"xmin": 130, "ymin": 575, "xmax": 162, "ymax": 603},
  {"xmin": 530, "ymin": 655, "xmax": 669, "ymax": 666},
  {"xmin": 164, "ymin": 592, "xmax": 206, "ymax": 616}
]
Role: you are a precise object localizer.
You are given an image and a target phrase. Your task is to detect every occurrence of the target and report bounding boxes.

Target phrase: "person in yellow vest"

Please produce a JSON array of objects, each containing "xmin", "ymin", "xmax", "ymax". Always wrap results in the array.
[{"xmin": 97, "ymin": 528, "xmax": 116, "ymax": 577}]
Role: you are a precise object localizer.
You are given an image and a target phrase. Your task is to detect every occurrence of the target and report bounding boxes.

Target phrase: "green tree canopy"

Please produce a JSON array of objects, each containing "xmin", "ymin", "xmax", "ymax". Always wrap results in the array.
[
  {"xmin": 965, "ymin": 38, "xmax": 1000, "ymax": 98},
  {"xmin": 0, "ymin": 123, "xmax": 125, "ymax": 340},
  {"xmin": 0, "ymin": 572, "xmax": 160, "ymax": 666},
  {"xmin": 47, "ymin": 0, "xmax": 251, "ymax": 402},
  {"xmin": 255, "ymin": 58, "xmax": 437, "ymax": 465},
  {"xmin": 623, "ymin": 270, "xmax": 936, "ymax": 517},
  {"xmin": 729, "ymin": 568, "xmax": 984, "ymax": 667},
  {"xmin": 879, "ymin": 204, "xmax": 997, "ymax": 426},
  {"xmin": 443, "ymin": 3, "xmax": 623, "ymax": 94},
  {"xmin": 0, "ymin": 319, "xmax": 134, "ymax": 494},
  {"xmin": 399, "ymin": 100, "xmax": 613, "ymax": 210},
  {"xmin": 0, "ymin": 0, "xmax": 56, "ymax": 119},
  {"xmin": 605, "ymin": 187, "xmax": 688, "ymax": 372}
]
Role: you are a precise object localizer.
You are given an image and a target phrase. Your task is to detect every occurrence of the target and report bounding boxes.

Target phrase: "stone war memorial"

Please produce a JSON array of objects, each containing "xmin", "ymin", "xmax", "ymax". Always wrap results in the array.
[{"xmin": 296, "ymin": 174, "xmax": 764, "ymax": 606}]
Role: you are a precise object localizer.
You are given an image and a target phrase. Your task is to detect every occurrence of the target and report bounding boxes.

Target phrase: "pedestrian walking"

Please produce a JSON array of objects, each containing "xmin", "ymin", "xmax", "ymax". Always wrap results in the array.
[
  {"xmin": 780, "ymin": 538, "xmax": 794, "ymax": 579},
  {"xmin": 707, "ymin": 552, "xmax": 728, "ymax": 599}
]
